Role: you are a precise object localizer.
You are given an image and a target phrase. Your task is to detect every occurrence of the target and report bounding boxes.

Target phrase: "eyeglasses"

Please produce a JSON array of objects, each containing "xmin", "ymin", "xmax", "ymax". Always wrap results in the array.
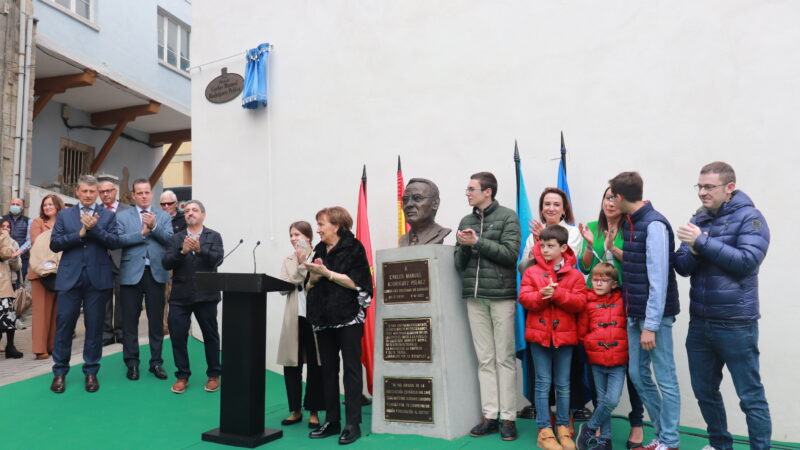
[
  {"xmin": 694, "ymin": 184, "xmax": 724, "ymax": 192},
  {"xmin": 465, "ymin": 187, "xmax": 486, "ymax": 194},
  {"xmin": 160, "ymin": 201, "xmax": 177, "ymax": 207},
  {"xmin": 592, "ymin": 278, "xmax": 614, "ymax": 284},
  {"xmin": 402, "ymin": 195, "xmax": 432, "ymax": 203},
  {"xmin": 98, "ymin": 189, "xmax": 116, "ymax": 195},
  {"xmin": 603, "ymin": 195, "xmax": 616, "ymax": 202}
]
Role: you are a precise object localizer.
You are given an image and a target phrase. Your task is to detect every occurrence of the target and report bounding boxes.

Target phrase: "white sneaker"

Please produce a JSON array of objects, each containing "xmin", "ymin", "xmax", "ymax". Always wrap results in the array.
[{"xmin": 701, "ymin": 446, "xmax": 717, "ymax": 450}]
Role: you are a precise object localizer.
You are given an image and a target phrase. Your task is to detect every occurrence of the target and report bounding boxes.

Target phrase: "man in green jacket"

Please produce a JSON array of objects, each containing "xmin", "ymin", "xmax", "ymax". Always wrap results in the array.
[{"xmin": 455, "ymin": 171, "xmax": 521, "ymax": 441}]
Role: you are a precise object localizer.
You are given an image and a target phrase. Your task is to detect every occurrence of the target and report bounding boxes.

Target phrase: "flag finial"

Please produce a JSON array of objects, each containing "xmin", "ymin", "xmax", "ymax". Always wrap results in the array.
[
  {"xmin": 514, "ymin": 140, "xmax": 520, "ymax": 162},
  {"xmin": 362, "ymin": 164, "xmax": 367, "ymax": 181},
  {"xmin": 397, "ymin": 155, "xmax": 401, "ymax": 171},
  {"xmin": 560, "ymin": 131, "xmax": 566, "ymax": 155}
]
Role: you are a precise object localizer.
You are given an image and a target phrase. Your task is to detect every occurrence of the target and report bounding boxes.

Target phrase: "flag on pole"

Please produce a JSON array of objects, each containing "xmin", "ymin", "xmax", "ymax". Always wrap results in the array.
[
  {"xmin": 514, "ymin": 141, "xmax": 535, "ymax": 401},
  {"xmin": 558, "ymin": 131, "xmax": 572, "ymax": 208},
  {"xmin": 397, "ymin": 156, "xmax": 410, "ymax": 244},
  {"xmin": 356, "ymin": 165, "xmax": 376, "ymax": 395}
]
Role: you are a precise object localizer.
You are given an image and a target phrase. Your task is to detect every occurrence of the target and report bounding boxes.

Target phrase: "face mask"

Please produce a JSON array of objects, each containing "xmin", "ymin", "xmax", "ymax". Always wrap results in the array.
[{"xmin": 9, "ymin": 205, "xmax": 21, "ymax": 215}]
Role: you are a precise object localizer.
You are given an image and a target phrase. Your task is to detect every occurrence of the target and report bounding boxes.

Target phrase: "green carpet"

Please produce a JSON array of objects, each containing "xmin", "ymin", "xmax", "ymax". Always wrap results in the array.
[{"xmin": 2, "ymin": 339, "xmax": 797, "ymax": 449}]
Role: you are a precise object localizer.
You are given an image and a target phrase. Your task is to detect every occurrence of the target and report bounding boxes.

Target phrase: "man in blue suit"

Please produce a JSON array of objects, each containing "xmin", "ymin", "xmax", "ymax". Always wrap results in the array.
[
  {"xmin": 50, "ymin": 174, "xmax": 120, "ymax": 394},
  {"xmin": 117, "ymin": 178, "xmax": 173, "ymax": 381}
]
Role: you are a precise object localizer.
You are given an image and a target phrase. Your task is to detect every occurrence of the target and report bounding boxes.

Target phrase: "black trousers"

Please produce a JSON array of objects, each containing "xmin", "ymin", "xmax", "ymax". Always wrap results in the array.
[
  {"xmin": 284, "ymin": 316, "xmax": 324, "ymax": 412},
  {"xmin": 120, "ymin": 267, "xmax": 165, "ymax": 368},
  {"xmin": 168, "ymin": 300, "xmax": 221, "ymax": 380},
  {"xmin": 103, "ymin": 276, "xmax": 123, "ymax": 342},
  {"xmin": 317, "ymin": 324, "xmax": 363, "ymax": 425}
]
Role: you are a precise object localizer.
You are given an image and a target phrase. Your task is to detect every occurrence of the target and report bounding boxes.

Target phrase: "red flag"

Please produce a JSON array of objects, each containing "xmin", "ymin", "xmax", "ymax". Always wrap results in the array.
[
  {"xmin": 397, "ymin": 155, "xmax": 410, "ymax": 243},
  {"xmin": 356, "ymin": 165, "xmax": 375, "ymax": 395}
]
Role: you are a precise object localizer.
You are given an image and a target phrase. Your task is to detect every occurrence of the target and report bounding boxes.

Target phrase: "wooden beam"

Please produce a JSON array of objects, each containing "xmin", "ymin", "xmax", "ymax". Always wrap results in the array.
[
  {"xmin": 149, "ymin": 141, "xmax": 184, "ymax": 186},
  {"xmin": 149, "ymin": 129, "xmax": 191, "ymax": 146},
  {"xmin": 90, "ymin": 101, "xmax": 160, "ymax": 126},
  {"xmin": 89, "ymin": 118, "xmax": 131, "ymax": 173},
  {"xmin": 33, "ymin": 91, "xmax": 55, "ymax": 120},
  {"xmin": 34, "ymin": 70, "xmax": 96, "ymax": 95}
]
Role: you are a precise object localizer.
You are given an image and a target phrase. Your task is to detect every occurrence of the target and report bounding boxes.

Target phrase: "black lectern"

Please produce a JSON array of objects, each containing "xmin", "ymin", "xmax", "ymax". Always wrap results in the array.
[{"xmin": 197, "ymin": 272, "xmax": 294, "ymax": 448}]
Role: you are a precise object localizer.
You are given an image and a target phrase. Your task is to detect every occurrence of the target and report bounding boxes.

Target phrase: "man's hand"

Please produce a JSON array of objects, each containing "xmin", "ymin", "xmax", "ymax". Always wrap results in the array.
[
  {"xmin": 677, "ymin": 223, "xmax": 702, "ymax": 245},
  {"xmin": 181, "ymin": 236, "xmax": 194, "ymax": 254},
  {"xmin": 141, "ymin": 222, "xmax": 151, "ymax": 236},
  {"xmin": 80, "ymin": 212, "xmax": 98, "ymax": 230},
  {"xmin": 640, "ymin": 329, "xmax": 656, "ymax": 351},
  {"xmin": 456, "ymin": 229, "xmax": 478, "ymax": 246},
  {"xmin": 141, "ymin": 212, "xmax": 156, "ymax": 229}
]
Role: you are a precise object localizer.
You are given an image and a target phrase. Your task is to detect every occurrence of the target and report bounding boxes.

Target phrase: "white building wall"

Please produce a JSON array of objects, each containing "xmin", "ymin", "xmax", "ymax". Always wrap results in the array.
[{"xmin": 191, "ymin": 1, "xmax": 800, "ymax": 441}]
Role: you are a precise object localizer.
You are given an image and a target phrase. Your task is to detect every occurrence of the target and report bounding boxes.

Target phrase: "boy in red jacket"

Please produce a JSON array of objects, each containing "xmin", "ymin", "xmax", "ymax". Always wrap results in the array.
[
  {"xmin": 519, "ymin": 225, "xmax": 586, "ymax": 450},
  {"xmin": 575, "ymin": 263, "xmax": 628, "ymax": 450}
]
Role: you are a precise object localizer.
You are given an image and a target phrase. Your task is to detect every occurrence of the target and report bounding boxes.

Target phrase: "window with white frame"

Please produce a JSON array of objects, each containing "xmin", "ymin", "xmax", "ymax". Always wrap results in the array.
[
  {"xmin": 53, "ymin": 0, "xmax": 93, "ymax": 21},
  {"xmin": 158, "ymin": 12, "xmax": 190, "ymax": 72}
]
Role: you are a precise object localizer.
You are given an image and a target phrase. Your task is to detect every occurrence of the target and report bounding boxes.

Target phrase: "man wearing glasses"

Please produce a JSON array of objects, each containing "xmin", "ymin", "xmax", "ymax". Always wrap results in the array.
[
  {"xmin": 675, "ymin": 162, "xmax": 772, "ymax": 450},
  {"xmin": 455, "ymin": 171, "xmax": 521, "ymax": 441},
  {"xmin": 160, "ymin": 190, "xmax": 187, "ymax": 234},
  {"xmin": 98, "ymin": 176, "xmax": 130, "ymax": 345}
]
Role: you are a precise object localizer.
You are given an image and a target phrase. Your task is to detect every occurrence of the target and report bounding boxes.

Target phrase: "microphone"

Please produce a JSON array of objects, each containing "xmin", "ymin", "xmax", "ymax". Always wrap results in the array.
[
  {"xmin": 215, "ymin": 238, "xmax": 243, "ymax": 269},
  {"xmin": 252, "ymin": 240, "xmax": 261, "ymax": 273}
]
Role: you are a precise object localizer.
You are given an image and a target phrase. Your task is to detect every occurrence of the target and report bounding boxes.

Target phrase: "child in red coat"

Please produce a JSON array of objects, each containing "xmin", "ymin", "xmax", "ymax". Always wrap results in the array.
[
  {"xmin": 519, "ymin": 225, "xmax": 586, "ymax": 450},
  {"xmin": 575, "ymin": 263, "xmax": 628, "ymax": 450}
]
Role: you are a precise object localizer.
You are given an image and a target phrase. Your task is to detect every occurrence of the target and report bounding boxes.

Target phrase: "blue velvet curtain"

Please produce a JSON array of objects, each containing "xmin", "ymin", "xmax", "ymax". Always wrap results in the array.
[{"xmin": 242, "ymin": 42, "xmax": 270, "ymax": 109}]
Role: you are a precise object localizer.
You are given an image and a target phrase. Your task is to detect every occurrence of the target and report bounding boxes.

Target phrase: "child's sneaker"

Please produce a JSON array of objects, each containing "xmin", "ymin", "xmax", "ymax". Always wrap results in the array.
[
  {"xmin": 557, "ymin": 425, "xmax": 577, "ymax": 450},
  {"xmin": 575, "ymin": 423, "xmax": 598, "ymax": 450}
]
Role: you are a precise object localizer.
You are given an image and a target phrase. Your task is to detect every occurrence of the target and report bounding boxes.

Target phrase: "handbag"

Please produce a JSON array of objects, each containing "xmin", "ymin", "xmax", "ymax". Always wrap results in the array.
[
  {"xmin": 30, "ymin": 228, "xmax": 61, "ymax": 277},
  {"xmin": 13, "ymin": 272, "xmax": 31, "ymax": 316}
]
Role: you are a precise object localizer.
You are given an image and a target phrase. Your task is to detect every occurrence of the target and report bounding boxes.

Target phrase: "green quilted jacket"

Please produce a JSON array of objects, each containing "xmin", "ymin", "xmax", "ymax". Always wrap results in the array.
[{"xmin": 454, "ymin": 200, "xmax": 521, "ymax": 300}]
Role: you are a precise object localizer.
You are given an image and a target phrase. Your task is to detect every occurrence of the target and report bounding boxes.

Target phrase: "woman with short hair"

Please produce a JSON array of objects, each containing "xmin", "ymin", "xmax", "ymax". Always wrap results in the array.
[{"xmin": 304, "ymin": 207, "xmax": 372, "ymax": 445}]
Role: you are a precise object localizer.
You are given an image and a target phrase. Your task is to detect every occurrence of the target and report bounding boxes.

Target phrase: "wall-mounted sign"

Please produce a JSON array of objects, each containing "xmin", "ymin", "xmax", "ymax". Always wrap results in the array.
[{"xmin": 205, "ymin": 67, "xmax": 244, "ymax": 104}]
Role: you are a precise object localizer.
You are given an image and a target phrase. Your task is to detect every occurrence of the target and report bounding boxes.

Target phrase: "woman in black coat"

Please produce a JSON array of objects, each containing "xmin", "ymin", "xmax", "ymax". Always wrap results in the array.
[{"xmin": 303, "ymin": 206, "xmax": 372, "ymax": 445}]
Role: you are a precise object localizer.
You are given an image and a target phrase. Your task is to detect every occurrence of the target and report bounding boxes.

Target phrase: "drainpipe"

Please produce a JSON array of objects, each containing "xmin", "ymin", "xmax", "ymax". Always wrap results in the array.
[
  {"xmin": 17, "ymin": 13, "xmax": 33, "ymax": 200},
  {"xmin": 11, "ymin": 7, "xmax": 25, "ymax": 199}
]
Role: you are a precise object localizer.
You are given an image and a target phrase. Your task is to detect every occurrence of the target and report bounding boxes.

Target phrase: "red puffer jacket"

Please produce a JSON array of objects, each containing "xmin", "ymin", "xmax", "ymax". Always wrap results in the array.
[
  {"xmin": 578, "ymin": 289, "xmax": 628, "ymax": 367},
  {"xmin": 519, "ymin": 245, "xmax": 586, "ymax": 348}
]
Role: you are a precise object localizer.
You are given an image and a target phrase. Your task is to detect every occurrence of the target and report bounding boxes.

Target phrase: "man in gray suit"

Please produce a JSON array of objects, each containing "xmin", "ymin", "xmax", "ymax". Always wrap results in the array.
[
  {"xmin": 117, "ymin": 178, "xmax": 173, "ymax": 381},
  {"xmin": 98, "ymin": 176, "xmax": 129, "ymax": 345}
]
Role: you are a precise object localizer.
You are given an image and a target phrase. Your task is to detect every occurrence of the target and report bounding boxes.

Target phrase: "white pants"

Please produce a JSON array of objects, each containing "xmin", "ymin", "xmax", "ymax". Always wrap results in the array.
[{"xmin": 466, "ymin": 297, "xmax": 518, "ymax": 421}]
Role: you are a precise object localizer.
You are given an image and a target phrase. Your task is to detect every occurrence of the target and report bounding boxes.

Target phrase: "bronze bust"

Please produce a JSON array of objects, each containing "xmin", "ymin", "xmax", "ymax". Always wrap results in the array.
[{"xmin": 399, "ymin": 178, "xmax": 451, "ymax": 246}]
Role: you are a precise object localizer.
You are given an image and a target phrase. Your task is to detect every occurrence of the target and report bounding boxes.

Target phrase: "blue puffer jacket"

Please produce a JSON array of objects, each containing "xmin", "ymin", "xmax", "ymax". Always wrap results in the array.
[{"xmin": 674, "ymin": 190, "xmax": 769, "ymax": 321}]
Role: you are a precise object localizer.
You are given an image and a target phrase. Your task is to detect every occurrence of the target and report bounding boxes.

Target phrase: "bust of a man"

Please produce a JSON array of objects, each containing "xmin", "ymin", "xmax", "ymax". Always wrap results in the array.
[{"xmin": 399, "ymin": 178, "xmax": 451, "ymax": 246}]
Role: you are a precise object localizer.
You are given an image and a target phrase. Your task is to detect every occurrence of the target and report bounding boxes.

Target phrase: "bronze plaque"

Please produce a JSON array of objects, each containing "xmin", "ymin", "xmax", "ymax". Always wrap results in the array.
[
  {"xmin": 205, "ymin": 68, "xmax": 244, "ymax": 104},
  {"xmin": 383, "ymin": 259, "xmax": 430, "ymax": 303},
  {"xmin": 383, "ymin": 317, "xmax": 432, "ymax": 363},
  {"xmin": 383, "ymin": 377, "xmax": 434, "ymax": 423}
]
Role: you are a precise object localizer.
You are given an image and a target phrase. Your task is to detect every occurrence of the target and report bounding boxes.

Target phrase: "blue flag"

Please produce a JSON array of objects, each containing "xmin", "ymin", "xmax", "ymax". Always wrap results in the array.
[
  {"xmin": 514, "ymin": 142, "xmax": 534, "ymax": 401},
  {"xmin": 558, "ymin": 131, "xmax": 572, "ymax": 209}
]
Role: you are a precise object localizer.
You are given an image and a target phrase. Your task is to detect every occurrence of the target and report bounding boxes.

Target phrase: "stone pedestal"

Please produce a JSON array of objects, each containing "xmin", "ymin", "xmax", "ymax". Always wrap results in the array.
[{"xmin": 372, "ymin": 245, "xmax": 480, "ymax": 440}]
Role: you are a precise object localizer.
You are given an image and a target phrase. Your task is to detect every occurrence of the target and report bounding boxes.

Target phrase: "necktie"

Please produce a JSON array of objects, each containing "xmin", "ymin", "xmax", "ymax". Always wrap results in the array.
[{"xmin": 82, "ymin": 206, "xmax": 91, "ymax": 214}]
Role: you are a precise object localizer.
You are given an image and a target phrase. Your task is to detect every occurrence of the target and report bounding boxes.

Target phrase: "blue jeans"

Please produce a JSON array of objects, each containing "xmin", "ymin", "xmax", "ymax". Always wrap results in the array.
[
  {"xmin": 531, "ymin": 343, "xmax": 573, "ymax": 428},
  {"xmin": 588, "ymin": 364, "xmax": 626, "ymax": 439},
  {"xmin": 686, "ymin": 319, "xmax": 771, "ymax": 450},
  {"xmin": 627, "ymin": 316, "xmax": 680, "ymax": 447}
]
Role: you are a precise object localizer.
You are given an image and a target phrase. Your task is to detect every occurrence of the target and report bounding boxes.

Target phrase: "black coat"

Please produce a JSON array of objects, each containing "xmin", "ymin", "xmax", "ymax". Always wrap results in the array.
[
  {"xmin": 306, "ymin": 231, "xmax": 372, "ymax": 327},
  {"xmin": 162, "ymin": 227, "xmax": 224, "ymax": 304},
  {"xmin": 171, "ymin": 211, "xmax": 187, "ymax": 234}
]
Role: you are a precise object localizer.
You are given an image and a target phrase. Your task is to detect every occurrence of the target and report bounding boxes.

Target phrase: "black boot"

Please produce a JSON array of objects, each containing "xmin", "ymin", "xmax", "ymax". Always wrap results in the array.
[{"xmin": 5, "ymin": 331, "xmax": 23, "ymax": 359}]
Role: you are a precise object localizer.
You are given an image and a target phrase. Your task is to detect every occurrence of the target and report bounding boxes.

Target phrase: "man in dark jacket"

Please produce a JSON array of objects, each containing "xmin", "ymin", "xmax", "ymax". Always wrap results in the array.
[
  {"xmin": 2, "ymin": 197, "xmax": 31, "ymax": 287},
  {"xmin": 162, "ymin": 200, "xmax": 224, "ymax": 394},
  {"xmin": 454, "ymin": 171, "xmax": 521, "ymax": 441},
  {"xmin": 609, "ymin": 171, "xmax": 680, "ymax": 450},
  {"xmin": 675, "ymin": 162, "xmax": 771, "ymax": 450}
]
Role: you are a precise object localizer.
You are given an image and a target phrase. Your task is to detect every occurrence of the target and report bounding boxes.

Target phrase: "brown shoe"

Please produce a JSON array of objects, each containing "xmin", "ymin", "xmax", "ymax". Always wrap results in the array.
[
  {"xmin": 35, "ymin": 353, "xmax": 50, "ymax": 360},
  {"xmin": 557, "ymin": 425, "xmax": 576, "ymax": 450},
  {"xmin": 171, "ymin": 378, "xmax": 188, "ymax": 394},
  {"xmin": 50, "ymin": 375, "xmax": 65, "ymax": 394},
  {"xmin": 85, "ymin": 375, "xmax": 99, "ymax": 393},
  {"xmin": 537, "ymin": 427, "xmax": 563, "ymax": 450},
  {"xmin": 205, "ymin": 376, "xmax": 219, "ymax": 392}
]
